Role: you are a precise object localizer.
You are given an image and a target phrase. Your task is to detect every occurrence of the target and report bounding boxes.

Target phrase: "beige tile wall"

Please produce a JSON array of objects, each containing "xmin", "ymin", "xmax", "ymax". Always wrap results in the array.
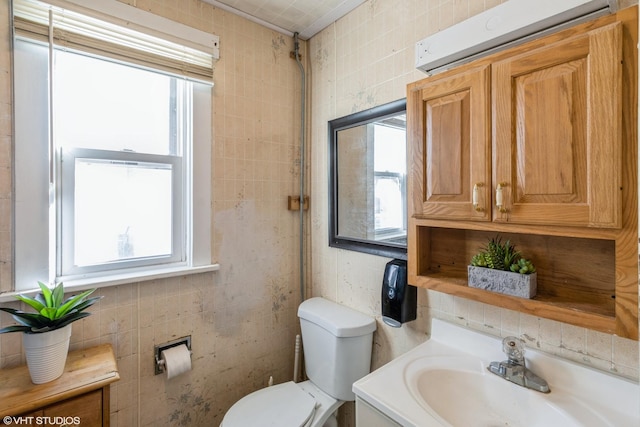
[
  {"xmin": 0, "ymin": 0, "xmax": 305, "ymax": 425},
  {"xmin": 309, "ymin": 0, "xmax": 639, "ymax": 424},
  {"xmin": 0, "ymin": 0, "xmax": 638, "ymax": 426}
]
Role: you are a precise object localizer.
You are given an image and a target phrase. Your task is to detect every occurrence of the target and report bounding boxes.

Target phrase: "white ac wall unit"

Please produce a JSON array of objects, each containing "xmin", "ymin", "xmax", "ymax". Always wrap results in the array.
[{"xmin": 415, "ymin": 0, "xmax": 616, "ymax": 75}]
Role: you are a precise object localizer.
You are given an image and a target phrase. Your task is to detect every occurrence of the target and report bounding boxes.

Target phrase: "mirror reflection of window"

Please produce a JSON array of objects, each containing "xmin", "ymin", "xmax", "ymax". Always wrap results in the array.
[{"xmin": 373, "ymin": 121, "xmax": 406, "ymax": 243}]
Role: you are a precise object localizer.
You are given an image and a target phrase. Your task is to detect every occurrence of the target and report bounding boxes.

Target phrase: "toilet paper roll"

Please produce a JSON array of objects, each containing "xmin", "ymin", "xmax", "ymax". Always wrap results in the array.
[{"xmin": 161, "ymin": 344, "xmax": 192, "ymax": 379}]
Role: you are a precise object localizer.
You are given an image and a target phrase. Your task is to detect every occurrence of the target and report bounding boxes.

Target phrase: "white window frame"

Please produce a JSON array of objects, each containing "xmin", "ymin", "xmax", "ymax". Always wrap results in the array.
[
  {"xmin": 10, "ymin": 0, "xmax": 218, "ymax": 295},
  {"xmin": 59, "ymin": 148, "xmax": 185, "ymax": 277}
]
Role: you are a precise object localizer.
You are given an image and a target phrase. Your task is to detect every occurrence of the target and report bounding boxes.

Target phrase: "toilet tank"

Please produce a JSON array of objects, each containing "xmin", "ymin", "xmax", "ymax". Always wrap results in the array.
[{"xmin": 297, "ymin": 297, "xmax": 377, "ymax": 401}]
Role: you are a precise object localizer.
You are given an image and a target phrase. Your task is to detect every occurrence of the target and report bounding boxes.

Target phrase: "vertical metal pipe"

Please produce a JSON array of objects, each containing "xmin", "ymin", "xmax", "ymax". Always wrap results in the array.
[{"xmin": 293, "ymin": 32, "xmax": 306, "ymax": 303}]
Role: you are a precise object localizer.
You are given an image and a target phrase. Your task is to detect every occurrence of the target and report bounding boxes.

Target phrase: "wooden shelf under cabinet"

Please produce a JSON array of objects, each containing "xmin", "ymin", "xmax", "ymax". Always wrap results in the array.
[
  {"xmin": 0, "ymin": 344, "xmax": 120, "ymax": 425},
  {"xmin": 410, "ymin": 224, "xmax": 637, "ymax": 337},
  {"xmin": 414, "ymin": 271, "xmax": 617, "ymax": 332}
]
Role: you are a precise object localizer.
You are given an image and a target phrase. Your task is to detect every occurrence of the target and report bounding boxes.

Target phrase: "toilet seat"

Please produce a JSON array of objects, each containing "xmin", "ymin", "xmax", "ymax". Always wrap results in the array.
[{"xmin": 221, "ymin": 381, "xmax": 317, "ymax": 427}]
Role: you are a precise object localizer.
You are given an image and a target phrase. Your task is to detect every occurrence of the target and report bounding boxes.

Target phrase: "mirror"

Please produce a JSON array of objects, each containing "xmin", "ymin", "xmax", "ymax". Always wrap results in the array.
[{"xmin": 329, "ymin": 99, "xmax": 407, "ymax": 259}]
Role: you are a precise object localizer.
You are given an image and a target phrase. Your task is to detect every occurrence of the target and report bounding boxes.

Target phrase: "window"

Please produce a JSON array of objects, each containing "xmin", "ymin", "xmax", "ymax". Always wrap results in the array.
[
  {"xmin": 13, "ymin": 0, "xmax": 218, "ymax": 291},
  {"xmin": 57, "ymin": 51, "xmax": 187, "ymax": 277}
]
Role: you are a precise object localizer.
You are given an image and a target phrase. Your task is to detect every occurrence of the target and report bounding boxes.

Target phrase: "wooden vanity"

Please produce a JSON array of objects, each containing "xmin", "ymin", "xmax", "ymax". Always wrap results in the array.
[{"xmin": 0, "ymin": 344, "xmax": 119, "ymax": 426}]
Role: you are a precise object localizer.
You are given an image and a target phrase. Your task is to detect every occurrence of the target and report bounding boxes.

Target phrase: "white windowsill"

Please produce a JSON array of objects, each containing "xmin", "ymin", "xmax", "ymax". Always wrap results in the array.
[{"xmin": 0, "ymin": 264, "xmax": 220, "ymax": 301}]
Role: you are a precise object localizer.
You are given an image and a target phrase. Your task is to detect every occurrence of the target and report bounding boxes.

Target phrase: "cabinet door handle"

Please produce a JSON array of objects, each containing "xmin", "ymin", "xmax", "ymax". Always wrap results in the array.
[
  {"xmin": 473, "ymin": 183, "xmax": 484, "ymax": 212},
  {"xmin": 496, "ymin": 183, "xmax": 508, "ymax": 213}
]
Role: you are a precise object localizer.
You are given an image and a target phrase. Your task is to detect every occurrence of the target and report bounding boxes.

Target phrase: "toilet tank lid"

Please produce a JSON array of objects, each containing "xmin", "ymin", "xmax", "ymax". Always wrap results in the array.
[{"xmin": 298, "ymin": 297, "xmax": 376, "ymax": 337}]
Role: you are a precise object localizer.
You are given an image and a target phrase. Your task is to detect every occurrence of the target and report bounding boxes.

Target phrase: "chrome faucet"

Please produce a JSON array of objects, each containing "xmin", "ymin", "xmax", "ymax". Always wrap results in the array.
[{"xmin": 487, "ymin": 336, "xmax": 550, "ymax": 393}]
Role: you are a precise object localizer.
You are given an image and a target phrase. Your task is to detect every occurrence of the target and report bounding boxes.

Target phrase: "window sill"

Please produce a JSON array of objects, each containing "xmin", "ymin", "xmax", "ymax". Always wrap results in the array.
[{"xmin": 0, "ymin": 264, "xmax": 220, "ymax": 301}]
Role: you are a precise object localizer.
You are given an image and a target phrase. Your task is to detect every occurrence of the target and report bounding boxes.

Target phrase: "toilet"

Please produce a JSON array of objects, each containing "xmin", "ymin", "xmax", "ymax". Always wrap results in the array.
[{"xmin": 221, "ymin": 297, "xmax": 377, "ymax": 427}]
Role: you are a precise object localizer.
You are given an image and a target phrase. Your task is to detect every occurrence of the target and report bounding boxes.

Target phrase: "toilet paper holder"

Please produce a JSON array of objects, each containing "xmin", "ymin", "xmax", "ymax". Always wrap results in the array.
[{"xmin": 154, "ymin": 336, "xmax": 192, "ymax": 375}]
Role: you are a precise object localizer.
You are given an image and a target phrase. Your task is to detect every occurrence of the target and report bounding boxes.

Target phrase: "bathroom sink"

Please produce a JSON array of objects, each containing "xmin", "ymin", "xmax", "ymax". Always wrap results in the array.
[
  {"xmin": 353, "ymin": 319, "xmax": 640, "ymax": 427},
  {"xmin": 405, "ymin": 356, "xmax": 606, "ymax": 427}
]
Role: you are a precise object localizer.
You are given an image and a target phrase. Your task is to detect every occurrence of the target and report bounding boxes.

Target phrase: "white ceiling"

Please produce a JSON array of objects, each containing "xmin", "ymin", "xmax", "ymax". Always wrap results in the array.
[{"xmin": 202, "ymin": 0, "xmax": 365, "ymax": 39}]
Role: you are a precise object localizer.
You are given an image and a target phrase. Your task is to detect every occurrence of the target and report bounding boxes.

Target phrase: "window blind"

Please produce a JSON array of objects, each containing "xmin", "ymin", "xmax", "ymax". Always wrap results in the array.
[{"xmin": 13, "ymin": 0, "xmax": 217, "ymax": 82}]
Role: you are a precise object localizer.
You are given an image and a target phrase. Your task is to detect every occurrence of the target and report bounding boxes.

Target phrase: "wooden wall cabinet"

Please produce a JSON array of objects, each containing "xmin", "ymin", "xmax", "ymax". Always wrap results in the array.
[
  {"xmin": 0, "ymin": 344, "xmax": 119, "ymax": 426},
  {"xmin": 407, "ymin": 7, "xmax": 638, "ymax": 339},
  {"xmin": 411, "ymin": 21, "xmax": 623, "ymax": 229}
]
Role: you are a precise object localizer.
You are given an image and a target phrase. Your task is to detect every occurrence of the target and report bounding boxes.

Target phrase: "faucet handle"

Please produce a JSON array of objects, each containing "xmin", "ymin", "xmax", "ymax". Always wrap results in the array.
[{"xmin": 502, "ymin": 336, "xmax": 525, "ymax": 362}]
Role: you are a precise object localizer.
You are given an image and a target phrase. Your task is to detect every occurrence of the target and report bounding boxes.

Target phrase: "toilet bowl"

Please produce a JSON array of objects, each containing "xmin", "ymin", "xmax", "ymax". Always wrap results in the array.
[
  {"xmin": 220, "ymin": 380, "xmax": 342, "ymax": 427},
  {"xmin": 220, "ymin": 297, "xmax": 377, "ymax": 427}
]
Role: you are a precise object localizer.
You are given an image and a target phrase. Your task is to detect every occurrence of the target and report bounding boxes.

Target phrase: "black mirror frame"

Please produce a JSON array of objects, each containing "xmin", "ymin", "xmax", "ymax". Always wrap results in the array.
[{"xmin": 328, "ymin": 99, "xmax": 407, "ymax": 260}]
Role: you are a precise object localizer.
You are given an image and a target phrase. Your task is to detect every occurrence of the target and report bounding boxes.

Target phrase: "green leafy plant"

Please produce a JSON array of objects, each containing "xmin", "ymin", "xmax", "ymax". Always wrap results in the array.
[
  {"xmin": 0, "ymin": 282, "xmax": 101, "ymax": 334},
  {"xmin": 471, "ymin": 236, "xmax": 536, "ymax": 275}
]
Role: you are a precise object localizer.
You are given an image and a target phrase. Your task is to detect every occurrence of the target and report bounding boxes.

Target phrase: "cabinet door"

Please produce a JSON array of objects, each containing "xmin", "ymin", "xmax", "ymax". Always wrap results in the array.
[
  {"xmin": 409, "ymin": 65, "xmax": 491, "ymax": 221},
  {"xmin": 356, "ymin": 398, "xmax": 402, "ymax": 427},
  {"xmin": 492, "ymin": 23, "xmax": 622, "ymax": 227},
  {"xmin": 44, "ymin": 389, "xmax": 103, "ymax": 426}
]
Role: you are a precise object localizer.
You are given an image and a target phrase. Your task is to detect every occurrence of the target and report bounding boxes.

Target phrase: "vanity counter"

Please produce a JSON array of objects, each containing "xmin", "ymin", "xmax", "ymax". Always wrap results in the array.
[{"xmin": 353, "ymin": 320, "xmax": 639, "ymax": 427}]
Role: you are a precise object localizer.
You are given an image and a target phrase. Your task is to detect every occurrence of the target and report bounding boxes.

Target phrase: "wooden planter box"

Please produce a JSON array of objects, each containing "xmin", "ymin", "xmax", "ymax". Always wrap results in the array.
[{"xmin": 468, "ymin": 266, "xmax": 537, "ymax": 299}]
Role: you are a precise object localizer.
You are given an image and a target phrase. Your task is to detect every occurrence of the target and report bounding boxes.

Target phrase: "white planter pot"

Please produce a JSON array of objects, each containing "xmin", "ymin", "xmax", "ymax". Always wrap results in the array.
[
  {"xmin": 468, "ymin": 265, "xmax": 537, "ymax": 299},
  {"xmin": 22, "ymin": 324, "xmax": 72, "ymax": 384}
]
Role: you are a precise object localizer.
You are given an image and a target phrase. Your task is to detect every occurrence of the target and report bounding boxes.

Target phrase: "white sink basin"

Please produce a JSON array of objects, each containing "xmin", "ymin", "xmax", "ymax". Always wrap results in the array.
[
  {"xmin": 406, "ymin": 356, "xmax": 611, "ymax": 427},
  {"xmin": 353, "ymin": 319, "xmax": 640, "ymax": 427}
]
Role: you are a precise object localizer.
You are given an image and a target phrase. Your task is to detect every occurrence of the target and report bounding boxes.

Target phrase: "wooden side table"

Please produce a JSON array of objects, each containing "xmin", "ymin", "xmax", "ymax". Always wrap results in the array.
[{"xmin": 0, "ymin": 344, "xmax": 120, "ymax": 426}]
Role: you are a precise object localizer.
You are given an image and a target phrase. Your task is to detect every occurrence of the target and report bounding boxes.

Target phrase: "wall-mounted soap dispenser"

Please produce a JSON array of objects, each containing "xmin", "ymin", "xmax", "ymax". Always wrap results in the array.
[{"xmin": 381, "ymin": 259, "xmax": 417, "ymax": 327}]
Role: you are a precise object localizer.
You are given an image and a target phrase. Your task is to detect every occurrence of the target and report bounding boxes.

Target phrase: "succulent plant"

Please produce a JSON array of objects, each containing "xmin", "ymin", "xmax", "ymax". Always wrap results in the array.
[
  {"xmin": 511, "ymin": 257, "xmax": 536, "ymax": 274},
  {"xmin": 471, "ymin": 236, "xmax": 535, "ymax": 275},
  {"xmin": 0, "ymin": 282, "xmax": 101, "ymax": 334}
]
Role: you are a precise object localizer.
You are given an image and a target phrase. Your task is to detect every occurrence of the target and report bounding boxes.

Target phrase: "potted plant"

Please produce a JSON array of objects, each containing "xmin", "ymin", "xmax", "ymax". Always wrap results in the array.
[
  {"xmin": 468, "ymin": 237, "xmax": 537, "ymax": 298},
  {"xmin": 0, "ymin": 281, "xmax": 101, "ymax": 384}
]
